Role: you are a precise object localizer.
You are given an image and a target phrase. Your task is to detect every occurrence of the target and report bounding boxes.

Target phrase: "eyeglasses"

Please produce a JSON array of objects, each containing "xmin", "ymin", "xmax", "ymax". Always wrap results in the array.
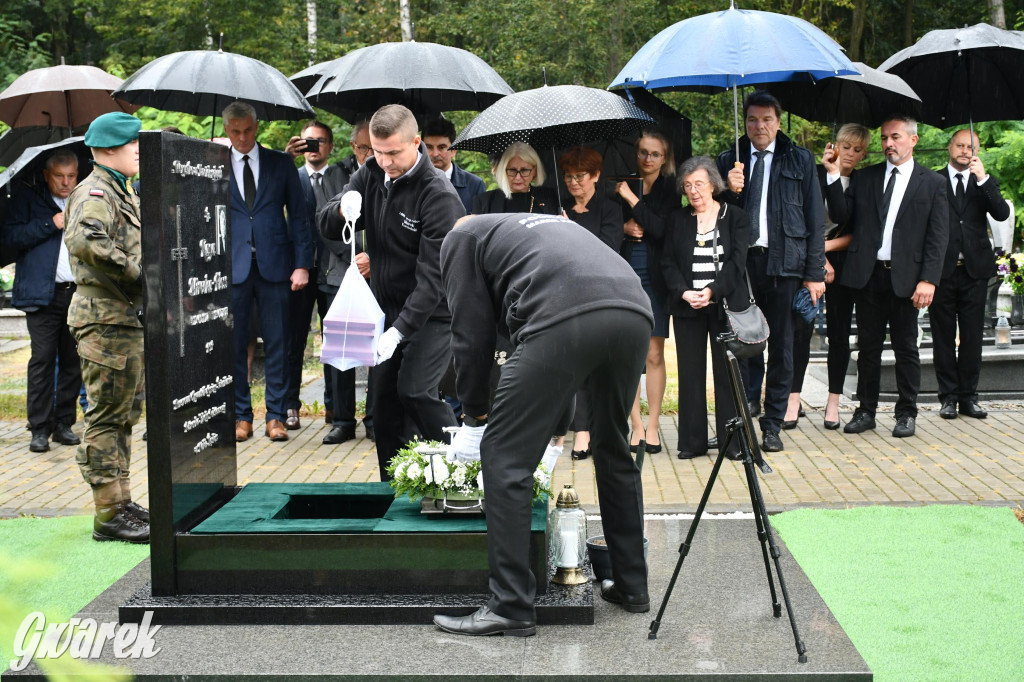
[
  {"xmin": 682, "ymin": 180, "xmax": 708, "ymax": 192},
  {"xmin": 563, "ymin": 172, "xmax": 590, "ymax": 184},
  {"xmin": 506, "ymin": 167, "xmax": 535, "ymax": 178},
  {"xmin": 637, "ymin": 150, "xmax": 664, "ymax": 160},
  {"xmin": 353, "ymin": 144, "xmax": 373, "ymax": 155}
]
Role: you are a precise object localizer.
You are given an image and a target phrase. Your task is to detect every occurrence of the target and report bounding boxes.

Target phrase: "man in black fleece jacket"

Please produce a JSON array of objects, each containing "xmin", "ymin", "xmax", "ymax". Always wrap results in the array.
[
  {"xmin": 433, "ymin": 213, "xmax": 653, "ymax": 637},
  {"xmin": 320, "ymin": 105, "xmax": 464, "ymax": 478}
]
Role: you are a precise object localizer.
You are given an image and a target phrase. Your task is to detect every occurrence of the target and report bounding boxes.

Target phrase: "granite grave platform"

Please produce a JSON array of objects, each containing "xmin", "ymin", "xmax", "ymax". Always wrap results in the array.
[{"xmin": 4, "ymin": 516, "xmax": 872, "ymax": 681}]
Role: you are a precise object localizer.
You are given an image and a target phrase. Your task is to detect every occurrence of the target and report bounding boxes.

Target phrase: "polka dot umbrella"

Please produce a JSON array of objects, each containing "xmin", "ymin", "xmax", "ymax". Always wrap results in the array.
[{"xmin": 450, "ymin": 84, "xmax": 656, "ymax": 157}]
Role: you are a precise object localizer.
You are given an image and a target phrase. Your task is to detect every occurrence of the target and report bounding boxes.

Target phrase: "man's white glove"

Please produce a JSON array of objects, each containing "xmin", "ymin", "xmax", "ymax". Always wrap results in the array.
[
  {"xmin": 447, "ymin": 424, "xmax": 486, "ymax": 463},
  {"xmin": 375, "ymin": 326, "xmax": 404, "ymax": 364}
]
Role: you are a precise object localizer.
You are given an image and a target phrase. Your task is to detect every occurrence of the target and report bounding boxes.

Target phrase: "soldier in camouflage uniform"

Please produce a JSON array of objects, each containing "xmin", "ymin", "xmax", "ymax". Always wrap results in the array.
[{"xmin": 64, "ymin": 112, "xmax": 149, "ymax": 543}]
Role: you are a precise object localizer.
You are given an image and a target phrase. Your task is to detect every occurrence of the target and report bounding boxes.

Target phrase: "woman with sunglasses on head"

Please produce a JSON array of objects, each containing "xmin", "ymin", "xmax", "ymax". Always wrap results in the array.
[
  {"xmin": 559, "ymin": 145, "xmax": 624, "ymax": 460},
  {"xmin": 615, "ymin": 130, "xmax": 679, "ymax": 455},
  {"xmin": 472, "ymin": 142, "xmax": 560, "ymax": 215}
]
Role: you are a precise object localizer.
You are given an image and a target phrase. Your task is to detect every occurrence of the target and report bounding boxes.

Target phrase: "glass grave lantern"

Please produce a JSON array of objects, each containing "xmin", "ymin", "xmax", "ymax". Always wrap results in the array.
[{"xmin": 549, "ymin": 484, "xmax": 588, "ymax": 585}]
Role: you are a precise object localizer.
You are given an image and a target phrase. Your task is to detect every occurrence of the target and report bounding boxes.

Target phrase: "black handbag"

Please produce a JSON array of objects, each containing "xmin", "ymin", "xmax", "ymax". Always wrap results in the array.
[{"xmin": 711, "ymin": 215, "xmax": 769, "ymax": 359}]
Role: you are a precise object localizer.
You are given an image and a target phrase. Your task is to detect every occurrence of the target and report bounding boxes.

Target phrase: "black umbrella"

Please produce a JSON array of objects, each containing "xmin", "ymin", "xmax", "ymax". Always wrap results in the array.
[
  {"xmin": 766, "ymin": 62, "xmax": 921, "ymax": 129},
  {"xmin": 878, "ymin": 23, "xmax": 1024, "ymax": 129},
  {"xmin": 0, "ymin": 63, "xmax": 138, "ymax": 133},
  {"xmin": 1, "ymin": 136, "xmax": 89, "ymax": 266},
  {"xmin": 0, "ymin": 125, "xmax": 85, "ymax": 167},
  {"xmin": 295, "ymin": 42, "xmax": 513, "ymax": 123},
  {"xmin": 113, "ymin": 48, "xmax": 314, "ymax": 131},
  {"xmin": 451, "ymin": 85, "xmax": 655, "ymax": 156}
]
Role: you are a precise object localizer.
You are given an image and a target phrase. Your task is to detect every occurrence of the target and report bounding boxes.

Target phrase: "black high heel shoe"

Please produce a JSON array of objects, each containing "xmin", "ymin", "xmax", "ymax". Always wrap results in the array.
[{"xmin": 571, "ymin": 448, "xmax": 591, "ymax": 460}]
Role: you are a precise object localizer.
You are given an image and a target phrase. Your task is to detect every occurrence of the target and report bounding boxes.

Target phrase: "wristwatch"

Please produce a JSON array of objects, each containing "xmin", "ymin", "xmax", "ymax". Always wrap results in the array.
[{"xmin": 462, "ymin": 414, "xmax": 488, "ymax": 427}]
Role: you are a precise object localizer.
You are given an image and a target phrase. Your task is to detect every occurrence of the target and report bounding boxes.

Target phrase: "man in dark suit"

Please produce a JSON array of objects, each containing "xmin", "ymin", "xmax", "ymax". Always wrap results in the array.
[
  {"xmin": 284, "ymin": 120, "xmax": 361, "ymax": 443},
  {"xmin": 224, "ymin": 101, "xmax": 313, "ymax": 443},
  {"xmin": 422, "ymin": 117, "xmax": 485, "ymax": 214},
  {"xmin": 1, "ymin": 149, "xmax": 82, "ymax": 453},
  {"xmin": 716, "ymin": 91, "xmax": 826, "ymax": 453},
  {"xmin": 931, "ymin": 129, "xmax": 1008, "ymax": 419},
  {"xmin": 825, "ymin": 115, "xmax": 949, "ymax": 438}
]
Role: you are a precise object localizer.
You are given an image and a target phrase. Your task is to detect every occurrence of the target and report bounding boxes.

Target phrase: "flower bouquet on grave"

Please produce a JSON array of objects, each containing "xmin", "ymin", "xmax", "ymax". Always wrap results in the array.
[
  {"xmin": 387, "ymin": 438, "xmax": 552, "ymax": 514},
  {"xmin": 996, "ymin": 248, "xmax": 1024, "ymax": 295},
  {"xmin": 321, "ymin": 262, "xmax": 385, "ymax": 371}
]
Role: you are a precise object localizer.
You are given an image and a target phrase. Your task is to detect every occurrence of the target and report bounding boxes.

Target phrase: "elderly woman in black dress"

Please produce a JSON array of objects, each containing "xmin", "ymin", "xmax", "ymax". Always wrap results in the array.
[
  {"xmin": 472, "ymin": 141, "xmax": 560, "ymax": 215},
  {"xmin": 559, "ymin": 145, "xmax": 624, "ymax": 458},
  {"xmin": 662, "ymin": 156, "xmax": 750, "ymax": 459},
  {"xmin": 616, "ymin": 129, "xmax": 679, "ymax": 455}
]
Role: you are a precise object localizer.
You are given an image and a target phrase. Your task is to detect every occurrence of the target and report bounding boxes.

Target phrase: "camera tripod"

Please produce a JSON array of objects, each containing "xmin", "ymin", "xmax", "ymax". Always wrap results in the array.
[{"xmin": 647, "ymin": 344, "xmax": 807, "ymax": 664}]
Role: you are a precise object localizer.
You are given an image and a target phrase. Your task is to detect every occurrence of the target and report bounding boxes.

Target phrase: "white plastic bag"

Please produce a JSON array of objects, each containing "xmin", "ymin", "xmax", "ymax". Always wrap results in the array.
[{"xmin": 321, "ymin": 262, "xmax": 385, "ymax": 371}]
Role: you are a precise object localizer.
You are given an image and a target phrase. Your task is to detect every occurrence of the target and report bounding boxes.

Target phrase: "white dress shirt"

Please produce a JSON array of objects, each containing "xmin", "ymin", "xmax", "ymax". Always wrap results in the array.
[
  {"xmin": 51, "ymin": 194, "xmax": 73, "ymax": 283},
  {"xmin": 230, "ymin": 146, "xmax": 260, "ymax": 198},
  {"xmin": 876, "ymin": 158, "xmax": 914, "ymax": 260},
  {"xmin": 749, "ymin": 139, "xmax": 776, "ymax": 248}
]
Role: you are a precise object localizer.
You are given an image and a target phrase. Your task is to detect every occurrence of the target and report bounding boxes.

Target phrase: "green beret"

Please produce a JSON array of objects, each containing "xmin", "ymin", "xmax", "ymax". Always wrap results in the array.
[{"xmin": 85, "ymin": 112, "xmax": 142, "ymax": 149}]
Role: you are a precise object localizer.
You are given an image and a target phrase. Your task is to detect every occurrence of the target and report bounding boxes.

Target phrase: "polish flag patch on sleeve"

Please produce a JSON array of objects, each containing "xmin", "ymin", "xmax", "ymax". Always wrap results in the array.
[{"xmin": 89, "ymin": 189, "xmax": 104, "ymax": 196}]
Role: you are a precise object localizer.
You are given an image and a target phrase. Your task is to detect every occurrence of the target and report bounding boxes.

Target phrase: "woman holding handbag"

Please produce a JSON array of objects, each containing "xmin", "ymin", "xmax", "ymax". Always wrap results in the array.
[{"xmin": 662, "ymin": 157, "xmax": 751, "ymax": 459}]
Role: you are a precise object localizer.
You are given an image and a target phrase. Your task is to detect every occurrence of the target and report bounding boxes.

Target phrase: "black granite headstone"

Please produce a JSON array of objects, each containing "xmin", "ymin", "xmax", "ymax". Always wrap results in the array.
[{"xmin": 139, "ymin": 131, "xmax": 234, "ymax": 596}]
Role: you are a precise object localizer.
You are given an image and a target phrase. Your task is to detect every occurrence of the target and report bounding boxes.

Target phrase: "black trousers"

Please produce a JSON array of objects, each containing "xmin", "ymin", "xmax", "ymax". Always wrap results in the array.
[
  {"xmin": 286, "ymin": 267, "xmax": 319, "ymax": 412},
  {"xmin": 26, "ymin": 284, "xmax": 81, "ymax": 433},
  {"xmin": 673, "ymin": 306, "xmax": 739, "ymax": 454},
  {"xmin": 930, "ymin": 265, "xmax": 987, "ymax": 403},
  {"xmin": 482, "ymin": 309, "xmax": 650, "ymax": 621},
  {"xmin": 825, "ymin": 282, "xmax": 856, "ymax": 395},
  {"xmin": 790, "ymin": 312, "xmax": 814, "ymax": 394},
  {"xmin": 372, "ymin": 317, "xmax": 457, "ymax": 479},
  {"xmin": 854, "ymin": 263, "xmax": 920, "ymax": 418},
  {"xmin": 742, "ymin": 249, "xmax": 799, "ymax": 433}
]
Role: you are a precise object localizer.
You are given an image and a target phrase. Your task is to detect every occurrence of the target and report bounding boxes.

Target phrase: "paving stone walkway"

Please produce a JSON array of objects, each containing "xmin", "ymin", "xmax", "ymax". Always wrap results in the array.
[{"xmin": 3, "ymin": 400, "xmax": 1022, "ymax": 517}]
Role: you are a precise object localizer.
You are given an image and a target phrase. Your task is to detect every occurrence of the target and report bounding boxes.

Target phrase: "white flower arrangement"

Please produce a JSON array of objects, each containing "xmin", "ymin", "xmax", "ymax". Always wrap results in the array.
[{"xmin": 387, "ymin": 439, "xmax": 551, "ymax": 502}]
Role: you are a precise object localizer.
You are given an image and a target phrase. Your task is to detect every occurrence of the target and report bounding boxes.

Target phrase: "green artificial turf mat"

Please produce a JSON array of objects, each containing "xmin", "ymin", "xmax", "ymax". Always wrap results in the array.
[
  {"xmin": 0, "ymin": 515, "xmax": 148, "ymax": 671},
  {"xmin": 772, "ymin": 505, "xmax": 1024, "ymax": 682}
]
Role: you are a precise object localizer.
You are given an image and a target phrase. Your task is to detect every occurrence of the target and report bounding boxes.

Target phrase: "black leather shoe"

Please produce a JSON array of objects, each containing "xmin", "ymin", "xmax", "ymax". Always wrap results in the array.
[
  {"xmin": 761, "ymin": 430, "xmax": 783, "ymax": 452},
  {"xmin": 707, "ymin": 436, "xmax": 719, "ymax": 450},
  {"xmin": 124, "ymin": 501, "xmax": 150, "ymax": 523},
  {"xmin": 323, "ymin": 426, "xmax": 356, "ymax": 444},
  {"xmin": 892, "ymin": 416, "xmax": 916, "ymax": 438},
  {"xmin": 798, "ymin": 406, "xmax": 806, "ymax": 418},
  {"xmin": 677, "ymin": 450, "xmax": 707, "ymax": 460},
  {"xmin": 724, "ymin": 449, "xmax": 745, "ymax": 461},
  {"xmin": 285, "ymin": 408, "xmax": 301, "ymax": 430},
  {"xmin": 364, "ymin": 424, "xmax": 375, "ymax": 442},
  {"xmin": 781, "ymin": 417, "xmax": 799, "ymax": 430},
  {"xmin": 29, "ymin": 431, "xmax": 50, "ymax": 453},
  {"xmin": 645, "ymin": 441, "xmax": 662, "ymax": 454},
  {"xmin": 747, "ymin": 400, "xmax": 761, "ymax": 417},
  {"xmin": 843, "ymin": 411, "xmax": 876, "ymax": 434},
  {"xmin": 571, "ymin": 448, "xmax": 590, "ymax": 460},
  {"xmin": 600, "ymin": 580, "xmax": 650, "ymax": 613},
  {"xmin": 939, "ymin": 397, "xmax": 957, "ymax": 419},
  {"xmin": 52, "ymin": 423, "xmax": 80, "ymax": 445},
  {"xmin": 93, "ymin": 506, "xmax": 149, "ymax": 544},
  {"xmin": 433, "ymin": 605, "xmax": 536, "ymax": 637},
  {"xmin": 959, "ymin": 401, "xmax": 987, "ymax": 419}
]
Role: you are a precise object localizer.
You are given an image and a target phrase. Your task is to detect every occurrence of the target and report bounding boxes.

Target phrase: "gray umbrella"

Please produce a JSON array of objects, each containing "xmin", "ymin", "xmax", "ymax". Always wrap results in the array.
[
  {"xmin": 113, "ymin": 49, "xmax": 314, "ymax": 123},
  {"xmin": 0, "ymin": 125, "xmax": 83, "ymax": 167},
  {"xmin": 766, "ymin": 62, "xmax": 921, "ymax": 129},
  {"xmin": 879, "ymin": 22, "xmax": 1024, "ymax": 128},
  {"xmin": 450, "ymin": 84, "xmax": 655, "ymax": 156},
  {"xmin": 294, "ymin": 42, "xmax": 513, "ymax": 123}
]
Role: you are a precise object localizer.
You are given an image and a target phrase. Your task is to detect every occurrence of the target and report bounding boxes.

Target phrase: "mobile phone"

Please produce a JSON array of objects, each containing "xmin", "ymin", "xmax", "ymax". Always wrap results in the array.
[{"xmin": 304, "ymin": 138, "xmax": 320, "ymax": 153}]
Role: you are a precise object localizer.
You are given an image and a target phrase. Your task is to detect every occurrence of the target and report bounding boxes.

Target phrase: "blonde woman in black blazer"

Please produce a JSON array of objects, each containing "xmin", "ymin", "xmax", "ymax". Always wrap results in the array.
[{"xmin": 662, "ymin": 156, "xmax": 751, "ymax": 459}]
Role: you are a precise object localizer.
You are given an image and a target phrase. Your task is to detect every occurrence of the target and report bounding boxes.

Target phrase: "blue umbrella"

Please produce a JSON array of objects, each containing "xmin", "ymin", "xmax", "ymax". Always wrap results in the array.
[{"xmin": 609, "ymin": 1, "xmax": 858, "ymax": 157}]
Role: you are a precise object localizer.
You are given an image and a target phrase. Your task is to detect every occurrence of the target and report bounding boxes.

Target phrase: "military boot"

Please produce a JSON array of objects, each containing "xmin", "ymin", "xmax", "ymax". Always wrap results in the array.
[
  {"xmin": 93, "ymin": 505, "xmax": 150, "ymax": 543},
  {"xmin": 92, "ymin": 481, "xmax": 149, "ymax": 544},
  {"xmin": 120, "ymin": 477, "xmax": 150, "ymax": 523}
]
